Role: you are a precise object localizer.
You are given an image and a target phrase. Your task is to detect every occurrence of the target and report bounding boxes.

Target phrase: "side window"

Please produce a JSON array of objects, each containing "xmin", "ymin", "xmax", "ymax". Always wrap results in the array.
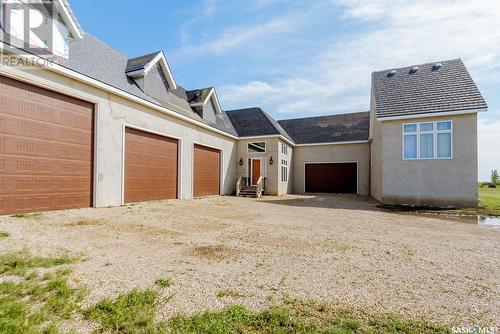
[{"xmin": 403, "ymin": 121, "xmax": 452, "ymax": 160}]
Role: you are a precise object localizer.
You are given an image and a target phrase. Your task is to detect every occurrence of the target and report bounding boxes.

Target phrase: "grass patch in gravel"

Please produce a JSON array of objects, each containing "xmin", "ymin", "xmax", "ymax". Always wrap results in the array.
[
  {"xmin": 0, "ymin": 251, "xmax": 76, "ymax": 276},
  {"xmin": 155, "ymin": 278, "xmax": 173, "ymax": 288},
  {"xmin": 216, "ymin": 289, "xmax": 244, "ymax": 298},
  {"xmin": 67, "ymin": 219, "xmax": 106, "ymax": 227},
  {"xmin": 10, "ymin": 212, "xmax": 43, "ymax": 219},
  {"xmin": 0, "ymin": 252, "xmax": 84, "ymax": 334},
  {"xmin": 83, "ymin": 288, "xmax": 451, "ymax": 334},
  {"xmin": 0, "ymin": 231, "xmax": 9, "ymax": 238},
  {"xmin": 168, "ymin": 299, "xmax": 452, "ymax": 334},
  {"xmin": 84, "ymin": 289, "xmax": 160, "ymax": 333}
]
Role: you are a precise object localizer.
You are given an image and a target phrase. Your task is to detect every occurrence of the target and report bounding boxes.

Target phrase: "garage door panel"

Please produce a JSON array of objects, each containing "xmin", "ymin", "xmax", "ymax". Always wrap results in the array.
[
  {"xmin": 0, "ymin": 114, "xmax": 92, "ymax": 146},
  {"xmin": 0, "ymin": 75, "xmax": 94, "ymax": 215},
  {"xmin": 193, "ymin": 145, "xmax": 220, "ymax": 197},
  {"xmin": 124, "ymin": 128, "xmax": 178, "ymax": 203},
  {"xmin": 2, "ymin": 92, "xmax": 93, "ymax": 132},
  {"xmin": 0, "ymin": 155, "xmax": 92, "ymax": 177},
  {"xmin": 305, "ymin": 163, "xmax": 357, "ymax": 194}
]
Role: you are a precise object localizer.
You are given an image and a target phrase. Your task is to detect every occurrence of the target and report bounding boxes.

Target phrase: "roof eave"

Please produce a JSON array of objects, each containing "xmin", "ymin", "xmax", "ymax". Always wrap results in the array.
[
  {"xmin": 376, "ymin": 107, "xmax": 487, "ymax": 122},
  {"xmin": 238, "ymin": 134, "xmax": 295, "ymax": 146}
]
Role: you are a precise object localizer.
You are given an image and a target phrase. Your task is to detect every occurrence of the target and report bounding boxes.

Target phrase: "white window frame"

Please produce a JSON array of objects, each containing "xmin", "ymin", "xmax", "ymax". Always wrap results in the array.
[
  {"xmin": 281, "ymin": 159, "xmax": 288, "ymax": 182},
  {"xmin": 281, "ymin": 143, "xmax": 288, "ymax": 155},
  {"xmin": 247, "ymin": 141, "xmax": 266, "ymax": 154},
  {"xmin": 402, "ymin": 120, "xmax": 453, "ymax": 160}
]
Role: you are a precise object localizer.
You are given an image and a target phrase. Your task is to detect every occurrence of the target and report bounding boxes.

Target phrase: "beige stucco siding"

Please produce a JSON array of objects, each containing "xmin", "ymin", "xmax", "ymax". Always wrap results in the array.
[
  {"xmin": 236, "ymin": 137, "xmax": 280, "ymax": 195},
  {"xmin": 380, "ymin": 113, "xmax": 478, "ymax": 208},
  {"xmin": 0, "ymin": 63, "xmax": 237, "ymax": 207},
  {"xmin": 292, "ymin": 143, "xmax": 370, "ymax": 195}
]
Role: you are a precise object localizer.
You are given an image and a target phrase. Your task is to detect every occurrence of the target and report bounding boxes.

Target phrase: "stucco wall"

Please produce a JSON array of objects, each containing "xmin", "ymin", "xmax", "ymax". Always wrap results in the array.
[
  {"xmin": 380, "ymin": 113, "xmax": 478, "ymax": 208},
  {"xmin": 0, "ymin": 64, "xmax": 237, "ymax": 208},
  {"xmin": 292, "ymin": 143, "xmax": 370, "ymax": 195},
  {"xmin": 370, "ymin": 119, "xmax": 383, "ymax": 201},
  {"xmin": 235, "ymin": 137, "xmax": 280, "ymax": 195}
]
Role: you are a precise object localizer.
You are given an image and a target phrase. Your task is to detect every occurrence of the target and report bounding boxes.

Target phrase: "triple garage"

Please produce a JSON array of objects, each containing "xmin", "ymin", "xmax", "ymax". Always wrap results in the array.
[{"xmin": 0, "ymin": 75, "xmax": 223, "ymax": 215}]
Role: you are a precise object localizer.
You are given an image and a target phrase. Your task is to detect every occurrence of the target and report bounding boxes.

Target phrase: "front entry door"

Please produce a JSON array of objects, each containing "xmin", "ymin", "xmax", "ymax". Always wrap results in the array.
[{"xmin": 251, "ymin": 159, "xmax": 261, "ymax": 185}]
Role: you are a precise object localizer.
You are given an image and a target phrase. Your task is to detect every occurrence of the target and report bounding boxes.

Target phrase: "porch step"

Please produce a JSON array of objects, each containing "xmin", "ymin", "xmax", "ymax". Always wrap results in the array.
[{"xmin": 238, "ymin": 186, "xmax": 259, "ymax": 198}]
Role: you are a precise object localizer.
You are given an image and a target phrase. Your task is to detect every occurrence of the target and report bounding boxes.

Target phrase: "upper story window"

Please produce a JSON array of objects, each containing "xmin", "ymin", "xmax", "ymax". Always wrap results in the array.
[
  {"xmin": 248, "ymin": 142, "xmax": 266, "ymax": 153},
  {"xmin": 281, "ymin": 143, "xmax": 288, "ymax": 155},
  {"xmin": 403, "ymin": 121, "xmax": 453, "ymax": 160}
]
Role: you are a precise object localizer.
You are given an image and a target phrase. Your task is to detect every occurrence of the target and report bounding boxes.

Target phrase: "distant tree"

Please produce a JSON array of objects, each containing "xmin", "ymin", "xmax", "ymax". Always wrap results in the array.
[{"xmin": 492, "ymin": 169, "xmax": 500, "ymax": 185}]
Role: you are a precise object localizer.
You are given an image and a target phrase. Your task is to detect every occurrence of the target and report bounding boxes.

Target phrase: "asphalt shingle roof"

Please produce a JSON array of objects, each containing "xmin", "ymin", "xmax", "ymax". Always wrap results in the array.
[
  {"xmin": 225, "ymin": 108, "xmax": 294, "ymax": 142},
  {"xmin": 372, "ymin": 59, "xmax": 487, "ymax": 119},
  {"xmin": 55, "ymin": 34, "xmax": 237, "ymax": 136},
  {"xmin": 278, "ymin": 112, "xmax": 370, "ymax": 145},
  {"xmin": 125, "ymin": 52, "xmax": 161, "ymax": 73}
]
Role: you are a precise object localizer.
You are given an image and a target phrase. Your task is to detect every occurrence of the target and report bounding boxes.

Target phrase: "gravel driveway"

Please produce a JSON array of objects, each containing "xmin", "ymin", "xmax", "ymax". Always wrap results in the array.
[{"xmin": 0, "ymin": 194, "xmax": 498, "ymax": 326}]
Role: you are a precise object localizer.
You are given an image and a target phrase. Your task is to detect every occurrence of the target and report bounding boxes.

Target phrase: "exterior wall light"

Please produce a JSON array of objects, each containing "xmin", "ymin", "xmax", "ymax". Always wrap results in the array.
[
  {"xmin": 239, "ymin": 158, "xmax": 243, "ymax": 166},
  {"xmin": 269, "ymin": 157, "xmax": 273, "ymax": 165}
]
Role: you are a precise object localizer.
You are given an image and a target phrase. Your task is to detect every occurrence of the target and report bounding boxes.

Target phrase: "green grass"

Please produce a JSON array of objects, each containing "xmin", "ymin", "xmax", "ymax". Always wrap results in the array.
[
  {"xmin": 10, "ymin": 212, "xmax": 43, "ymax": 219},
  {"xmin": 167, "ymin": 299, "xmax": 452, "ymax": 334},
  {"xmin": 0, "ymin": 252, "xmax": 84, "ymax": 334},
  {"xmin": 83, "ymin": 289, "xmax": 160, "ymax": 333},
  {"xmin": 83, "ymin": 289, "xmax": 451, "ymax": 334},
  {"xmin": 478, "ymin": 186, "xmax": 500, "ymax": 216},
  {"xmin": 155, "ymin": 277, "xmax": 173, "ymax": 288},
  {"xmin": 0, "ymin": 231, "xmax": 9, "ymax": 238},
  {"xmin": 0, "ymin": 251, "xmax": 76, "ymax": 276},
  {"xmin": 216, "ymin": 289, "xmax": 244, "ymax": 298}
]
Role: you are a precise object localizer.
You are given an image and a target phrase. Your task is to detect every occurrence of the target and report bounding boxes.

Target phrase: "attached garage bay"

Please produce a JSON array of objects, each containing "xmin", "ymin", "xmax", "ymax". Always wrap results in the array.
[
  {"xmin": 193, "ymin": 144, "xmax": 221, "ymax": 197},
  {"xmin": 0, "ymin": 75, "xmax": 94, "ymax": 215},
  {"xmin": 305, "ymin": 163, "xmax": 357, "ymax": 194},
  {"xmin": 124, "ymin": 127, "xmax": 178, "ymax": 203}
]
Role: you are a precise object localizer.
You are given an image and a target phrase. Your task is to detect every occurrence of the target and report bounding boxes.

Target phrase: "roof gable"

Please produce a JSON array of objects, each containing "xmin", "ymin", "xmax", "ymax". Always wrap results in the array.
[
  {"xmin": 186, "ymin": 87, "xmax": 222, "ymax": 114},
  {"xmin": 53, "ymin": 0, "xmax": 84, "ymax": 39},
  {"xmin": 372, "ymin": 59, "xmax": 487, "ymax": 119},
  {"xmin": 126, "ymin": 51, "xmax": 177, "ymax": 90}
]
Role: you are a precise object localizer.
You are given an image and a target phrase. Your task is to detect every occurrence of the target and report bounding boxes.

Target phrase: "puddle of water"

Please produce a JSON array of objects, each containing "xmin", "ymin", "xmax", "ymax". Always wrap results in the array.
[
  {"xmin": 478, "ymin": 216, "xmax": 500, "ymax": 227},
  {"xmin": 395, "ymin": 211, "xmax": 500, "ymax": 228}
]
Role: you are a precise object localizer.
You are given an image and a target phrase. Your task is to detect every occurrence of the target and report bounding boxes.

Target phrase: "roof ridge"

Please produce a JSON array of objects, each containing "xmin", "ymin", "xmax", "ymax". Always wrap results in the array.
[
  {"xmin": 278, "ymin": 111, "xmax": 370, "ymax": 123},
  {"xmin": 372, "ymin": 58, "xmax": 462, "ymax": 74}
]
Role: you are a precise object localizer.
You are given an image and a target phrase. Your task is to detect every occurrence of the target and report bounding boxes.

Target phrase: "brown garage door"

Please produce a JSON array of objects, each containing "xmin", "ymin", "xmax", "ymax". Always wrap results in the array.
[
  {"xmin": 305, "ymin": 163, "xmax": 357, "ymax": 194},
  {"xmin": 193, "ymin": 144, "xmax": 220, "ymax": 197},
  {"xmin": 124, "ymin": 127, "xmax": 178, "ymax": 203},
  {"xmin": 0, "ymin": 75, "xmax": 94, "ymax": 215}
]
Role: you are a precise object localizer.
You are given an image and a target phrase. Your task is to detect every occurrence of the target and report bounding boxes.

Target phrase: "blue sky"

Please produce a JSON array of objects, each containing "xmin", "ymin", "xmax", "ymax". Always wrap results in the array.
[{"xmin": 70, "ymin": 0, "xmax": 500, "ymax": 181}]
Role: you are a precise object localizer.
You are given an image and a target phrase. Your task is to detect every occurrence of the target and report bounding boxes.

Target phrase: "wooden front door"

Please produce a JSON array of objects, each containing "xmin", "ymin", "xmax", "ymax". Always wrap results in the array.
[{"xmin": 251, "ymin": 159, "xmax": 261, "ymax": 185}]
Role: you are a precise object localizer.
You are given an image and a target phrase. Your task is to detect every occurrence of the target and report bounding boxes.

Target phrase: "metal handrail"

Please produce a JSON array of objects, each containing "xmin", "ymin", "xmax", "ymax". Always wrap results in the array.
[
  {"xmin": 256, "ymin": 176, "xmax": 264, "ymax": 198},
  {"xmin": 236, "ymin": 176, "xmax": 243, "ymax": 196}
]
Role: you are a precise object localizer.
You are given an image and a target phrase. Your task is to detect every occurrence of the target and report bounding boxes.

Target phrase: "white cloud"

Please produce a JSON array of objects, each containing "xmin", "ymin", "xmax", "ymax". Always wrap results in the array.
[
  {"xmin": 174, "ymin": 15, "xmax": 297, "ymax": 57},
  {"xmin": 219, "ymin": 0, "xmax": 500, "ymax": 118},
  {"xmin": 478, "ymin": 113, "xmax": 500, "ymax": 181}
]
